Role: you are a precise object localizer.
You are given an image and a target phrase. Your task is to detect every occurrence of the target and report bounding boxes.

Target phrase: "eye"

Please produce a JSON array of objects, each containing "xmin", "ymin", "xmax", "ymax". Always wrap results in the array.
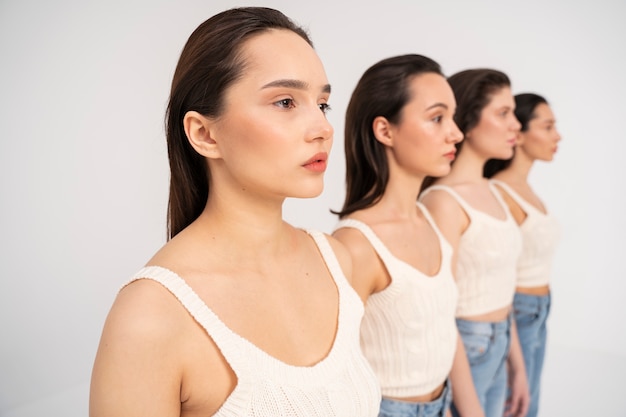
[
  {"xmin": 433, "ymin": 115, "xmax": 443, "ymax": 123},
  {"xmin": 319, "ymin": 103, "xmax": 331, "ymax": 114},
  {"xmin": 274, "ymin": 98, "xmax": 295, "ymax": 109}
]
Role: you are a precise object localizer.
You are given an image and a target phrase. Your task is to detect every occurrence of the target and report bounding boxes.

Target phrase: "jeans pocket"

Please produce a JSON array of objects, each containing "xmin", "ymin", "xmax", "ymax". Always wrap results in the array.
[
  {"xmin": 461, "ymin": 331, "xmax": 492, "ymax": 366},
  {"xmin": 514, "ymin": 300, "xmax": 540, "ymax": 327}
]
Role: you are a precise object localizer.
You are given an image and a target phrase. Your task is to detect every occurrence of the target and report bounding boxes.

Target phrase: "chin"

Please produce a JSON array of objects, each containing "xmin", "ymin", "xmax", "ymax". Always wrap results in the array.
[
  {"xmin": 497, "ymin": 149, "xmax": 515, "ymax": 160},
  {"xmin": 291, "ymin": 185, "xmax": 325, "ymax": 199}
]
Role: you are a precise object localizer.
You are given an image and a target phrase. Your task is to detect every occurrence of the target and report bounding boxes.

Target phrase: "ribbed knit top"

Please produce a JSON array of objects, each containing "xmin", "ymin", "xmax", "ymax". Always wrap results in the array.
[
  {"xmin": 490, "ymin": 180, "xmax": 560, "ymax": 288},
  {"xmin": 334, "ymin": 203, "xmax": 458, "ymax": 398},
  {"xmin": 124, "ymin": 230, "xmax": 381, "ymax": 417},
  {"xmin": 420, "ymin": 183, "xmax": 522, "ymax": 317}
]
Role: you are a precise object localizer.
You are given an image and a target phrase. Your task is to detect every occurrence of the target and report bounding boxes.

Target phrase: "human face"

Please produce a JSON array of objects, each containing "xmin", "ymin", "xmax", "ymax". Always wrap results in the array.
[
  {"xmin": 387, "ymin": 73, "xmax": 463, "ymax": 178},
  {"xmin": 517, "ymin": 103, "xmax": 561, "ymax": 162},
  {"xmin": 465, "ymin": 86, "xmax": 521, "ymax": 160},
  {"xmin": 209, "ymin": 29, "xmax": 333, "ymax": 200}
]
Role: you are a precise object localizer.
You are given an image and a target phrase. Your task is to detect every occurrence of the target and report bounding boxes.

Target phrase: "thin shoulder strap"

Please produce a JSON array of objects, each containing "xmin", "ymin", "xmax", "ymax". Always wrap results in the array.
[
  {"xmin": 124, "ymin": 266, "xmax": 245, "ymax": 372},
  {"xmin": 487, "ymin": 180, "xmax": 516, "ymax": 220},
  {"xmin": 416, "ymin": 201, "xmax": 453, "ymax": 258},
  {"xmin": 304, "ymin": 229, "xmax": 352, "ymax": 292},
  {"xmin": 490, "ymin": 179, "xmax": 533, "ymax": 213},
  {"xmin": 420, "ymin": 184, "xmax": 475, "ymax": 218},
  {"xmin": 334, "ymin": 218, "xmax": 397, "ymax": 268}
]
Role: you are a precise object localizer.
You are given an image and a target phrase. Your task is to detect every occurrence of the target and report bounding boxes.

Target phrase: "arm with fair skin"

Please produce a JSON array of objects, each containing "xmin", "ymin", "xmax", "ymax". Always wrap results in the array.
[
  {"xmin": 332, "ymin": 226, "xmax": 388, "ymax": 303},
  {"xmin": 449, "ymin": 332, "xmax": 485, "ymax": 417},
  {"xmin": 421, "ymin": 190, "xmax": 485, "ymax": 417},
  {"xmin": 493, "ymin": 183, "xmax": 531, "ymax": 417},
  {"xmin": 90, "ymin": 277, "xmax": 237, "ymax": 417},
  {"xmin": 505, "ymin": 320, "xmax": 530, "ymax": 417},
  {"xmin": 90, "ymin": 280, "xmax": 188, "ymax": 417}
]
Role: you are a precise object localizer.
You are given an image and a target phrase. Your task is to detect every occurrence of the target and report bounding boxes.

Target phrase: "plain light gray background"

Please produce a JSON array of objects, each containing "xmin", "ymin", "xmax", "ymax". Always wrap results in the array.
[{"xmin": 1, "ymin": 0, "xmax": 624, "ymax": 415}]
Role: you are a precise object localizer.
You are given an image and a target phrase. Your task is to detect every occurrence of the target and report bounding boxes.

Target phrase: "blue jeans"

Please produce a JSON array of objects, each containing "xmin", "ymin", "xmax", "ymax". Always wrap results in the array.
[
  {"xmin": 513, "ymin": 292, "xmax": 550, "ymax": 417},
  {"xmin": 451, "ymin": 317, "xmax": 510, "ymax": 417},
  {"xmin": 379, "ymin": 380, "xmax": 452, "ymax": 417}
]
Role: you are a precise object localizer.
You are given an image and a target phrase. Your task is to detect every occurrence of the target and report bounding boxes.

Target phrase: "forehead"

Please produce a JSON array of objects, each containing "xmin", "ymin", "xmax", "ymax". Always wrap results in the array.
[
  {"xmin": 407, "ymin": 73, "xmax": 455, "ymax": 105},
  {"xmin": 484, "ymin": 86, "xmax": 514, "ymax": 108},
  {"xmin": 236, "ymin": 29, "xmax": 327, "ymax": 86},
  {"xmin": 533, "ymin": 103, "xmax": 555, "ymax": 120}
]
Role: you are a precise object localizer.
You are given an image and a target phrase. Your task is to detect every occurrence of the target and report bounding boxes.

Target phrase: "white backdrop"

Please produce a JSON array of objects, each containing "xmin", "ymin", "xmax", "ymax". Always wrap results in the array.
[{"xmin": 1, "ymin": 0, "xmax": 624, "ymax": 415}]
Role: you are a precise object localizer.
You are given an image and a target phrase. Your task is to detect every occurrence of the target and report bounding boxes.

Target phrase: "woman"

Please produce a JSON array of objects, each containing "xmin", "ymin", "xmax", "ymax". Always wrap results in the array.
[
  {"xmin": 332, "ymin": 54, "xmax": 482, "ymax": 417},
  {"xmin": 420, "ymin": 69, "xmax": 529, "ymax": 417},
  {"xmin": 484, "ymin": 93, "xmax": 561, "ymax": 417},
  {"xmin": 89, "ymin": 7, "xmax": 381, "ymax": 416}
]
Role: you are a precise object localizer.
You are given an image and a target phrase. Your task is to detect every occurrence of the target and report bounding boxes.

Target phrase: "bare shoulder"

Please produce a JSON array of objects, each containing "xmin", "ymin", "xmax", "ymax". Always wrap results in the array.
[
  {"xmin": 332, "ymin": 226, "xmax": 376, "ymax": 267},
  {"xmin": 332, "ymin": 223, "xmax": 382, "ymax": 300},
  {"xmin": 421, "ymin": 187, "xmax": 465, "ymax": 221},
  {"xmin": 421, "ymin": 187, "xmax": 468, "ymax": 246},
  {"xmin": 90, "ymin": 279, "xmax": 187, "ymax": 416},
  {"xmin": 323, "ymin": 232, "xmax": 353, "ymax": 283},
  {"xmin": 97, "ymin": 278, "xmax": 189, "ymax": 369},
  {"xmin": 491, "ymin": 181, "xmax": 527, "ymax": 225}
]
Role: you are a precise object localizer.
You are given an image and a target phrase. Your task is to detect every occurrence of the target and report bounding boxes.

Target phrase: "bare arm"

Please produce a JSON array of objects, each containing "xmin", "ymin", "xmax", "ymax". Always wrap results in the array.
[
  {"xmin": 449, "ymin": 332, "xmax": 485, "ymax": 417},
  {"xmin": 332, "ymin": 227, "xmax": 387, "ymax": 303},
  {"xmin": 505, "ymin": 318, "xmax": 530, "ymax": 417},
  {"xmin": 89, "ymin": 280, "xmax": 185, "ymax": 417},
  {"xmin": 423, "ymin": 191, "xmax": 483, "ymax": 416}
]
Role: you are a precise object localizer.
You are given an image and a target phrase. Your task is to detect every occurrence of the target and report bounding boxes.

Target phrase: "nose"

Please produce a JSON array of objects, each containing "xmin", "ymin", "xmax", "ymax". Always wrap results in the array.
[
  {"xmin": 511, "ymin": 115, "xmax": 522, "ymax": 132},
  {"xmin": 554, "ymin": 128, "xmax": 562, "ymax": 142},
  {"xmin": 449, "ymin": 121, "xmax": 464, "ymax": 143},
  {"xmin": 308, "ymin": 108, "xmax": 334, "ymax": 142}
]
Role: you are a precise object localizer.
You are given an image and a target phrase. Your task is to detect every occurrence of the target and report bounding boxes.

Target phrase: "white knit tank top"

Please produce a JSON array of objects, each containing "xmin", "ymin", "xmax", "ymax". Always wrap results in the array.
[
  {"xmin": 420, "ymin": 183, "xmax": 522, "ymax": 317},
  {"xmin": 490, "ymin": 180, "xmax": 560, "ymax": 288},
  {"xmin": 124, "ymin": 230, "xmax": 381, "ymax": 416},
  {"xmin": 334, "ymin": 203, "xmax": 458, "ymax": 398}
]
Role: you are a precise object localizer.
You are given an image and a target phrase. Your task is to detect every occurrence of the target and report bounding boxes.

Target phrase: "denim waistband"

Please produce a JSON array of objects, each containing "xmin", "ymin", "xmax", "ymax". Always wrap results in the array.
[
  {"xmin": 455, "ymin": 315, "xmax": 511, "ymax": 336},
  {"xmin": 514, "ymin": 292, "xmax": 551, "ymax": 308},
  {"xmin": 380, "ymin": 378, "xmax": 452, "ymax": 414}
]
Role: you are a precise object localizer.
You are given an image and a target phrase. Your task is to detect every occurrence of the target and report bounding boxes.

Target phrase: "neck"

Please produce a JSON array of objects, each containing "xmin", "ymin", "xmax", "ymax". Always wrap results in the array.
[
  {"xmin": 195, "ymin": 181, "xmax": 291, "ymax": 258},
  {"xmin": 370, "ymin": 155, "xmax": 426, "ymax": 219},
  {"xmin": 446, "ymin": 146, "xmax": 488, "ymax": 184},
  {"xmin": 496, "ymin": 150, "xmax": 534, "ymax": 183}
]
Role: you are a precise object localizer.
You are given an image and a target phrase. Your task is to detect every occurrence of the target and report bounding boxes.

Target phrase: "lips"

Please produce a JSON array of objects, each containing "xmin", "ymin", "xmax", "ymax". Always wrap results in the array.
[
  {"xmin": 303, "ymin": 152, "xmax": 328, "ymax": 173},
  {"xmin": 444, "ymin": 150, "xmax": 456, "ymax": 161}
]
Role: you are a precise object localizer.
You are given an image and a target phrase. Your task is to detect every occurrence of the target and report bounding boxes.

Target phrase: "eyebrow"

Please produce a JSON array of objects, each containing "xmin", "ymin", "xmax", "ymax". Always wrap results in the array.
[
  {"xmin": 425, "ymin": 103, "xmax": 449, "ymax": 110},
  {"xmin": 261, "ymin": 79, "xmax": 331, "ymax": 93}
]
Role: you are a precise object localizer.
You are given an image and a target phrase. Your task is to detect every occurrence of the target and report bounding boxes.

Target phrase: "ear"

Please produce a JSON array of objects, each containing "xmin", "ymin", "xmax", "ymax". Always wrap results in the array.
[
  {"xmin": 372, "ymin": 116, "xmax": 393, "ymax": 147},
  {"xmin": 516, "ymin": 131, "xmax": 526, "ymax": 147},
  {"xmin": 183, "ymin": 111, "xmax": 221, "ymax": 159}
]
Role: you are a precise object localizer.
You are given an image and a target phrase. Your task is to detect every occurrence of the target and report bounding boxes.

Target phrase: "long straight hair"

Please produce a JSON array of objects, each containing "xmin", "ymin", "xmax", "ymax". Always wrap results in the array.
[
  {"xmin": 165, "ymin": 7, "xmax": 311, "ymax": 239},
  {"xmin": 333, "ymin": 54, "xmax": 442, "ymax": 218}
]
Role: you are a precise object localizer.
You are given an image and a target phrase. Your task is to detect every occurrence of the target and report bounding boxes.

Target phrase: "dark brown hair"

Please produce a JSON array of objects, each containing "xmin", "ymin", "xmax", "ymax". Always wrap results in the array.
[
  {"xmin": 333, "ymin": 54, "xmax": 443, "ymax": 218},
  {"xmin": 165, "ymin": 7, "xmax": 311, "ymax": 239}
]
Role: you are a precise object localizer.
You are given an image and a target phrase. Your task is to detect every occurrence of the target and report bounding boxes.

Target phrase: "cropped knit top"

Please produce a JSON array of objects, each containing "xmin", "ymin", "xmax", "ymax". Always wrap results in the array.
[
  {"xmin": 334, "ymin": 203, "xmax": 458, "ymax": 398},
  {"xmin": 490, "ymin": 180, "xmax": 560, "ymax": 288},
  {"xmin": 420, "ymin": 183, "xmax": 522, "ymax": 317},
  {"xmin": 124, "ymin": 230, "xmax": 381, "ymax": 417}
]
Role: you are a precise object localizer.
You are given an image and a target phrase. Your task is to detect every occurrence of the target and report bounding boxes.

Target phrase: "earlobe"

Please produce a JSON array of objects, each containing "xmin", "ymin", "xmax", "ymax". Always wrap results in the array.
[
  {"xmin": 183, "ymin": 111, "xmax": 221, "ymax": 158},
  {"xmin": 372, "ymin": 116, "xmax": 393, "ymax": 146}
]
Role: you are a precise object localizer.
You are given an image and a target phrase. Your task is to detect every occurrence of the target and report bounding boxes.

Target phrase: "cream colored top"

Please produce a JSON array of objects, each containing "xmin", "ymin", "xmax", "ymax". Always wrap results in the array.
[
  {"xmin": 125, "ymin": 230, "xmax": 381, "ymax": 417},
  {"xmin": 420, "ymin": 184, "xmax": 522, "ymax": 316},
  {"xmin": 334, "ymin": 203, "xmax": 458, "ymax": 397},
  {"xmin": 491, "ymin": 180, "xmax": 560, "ymax": 288}
]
